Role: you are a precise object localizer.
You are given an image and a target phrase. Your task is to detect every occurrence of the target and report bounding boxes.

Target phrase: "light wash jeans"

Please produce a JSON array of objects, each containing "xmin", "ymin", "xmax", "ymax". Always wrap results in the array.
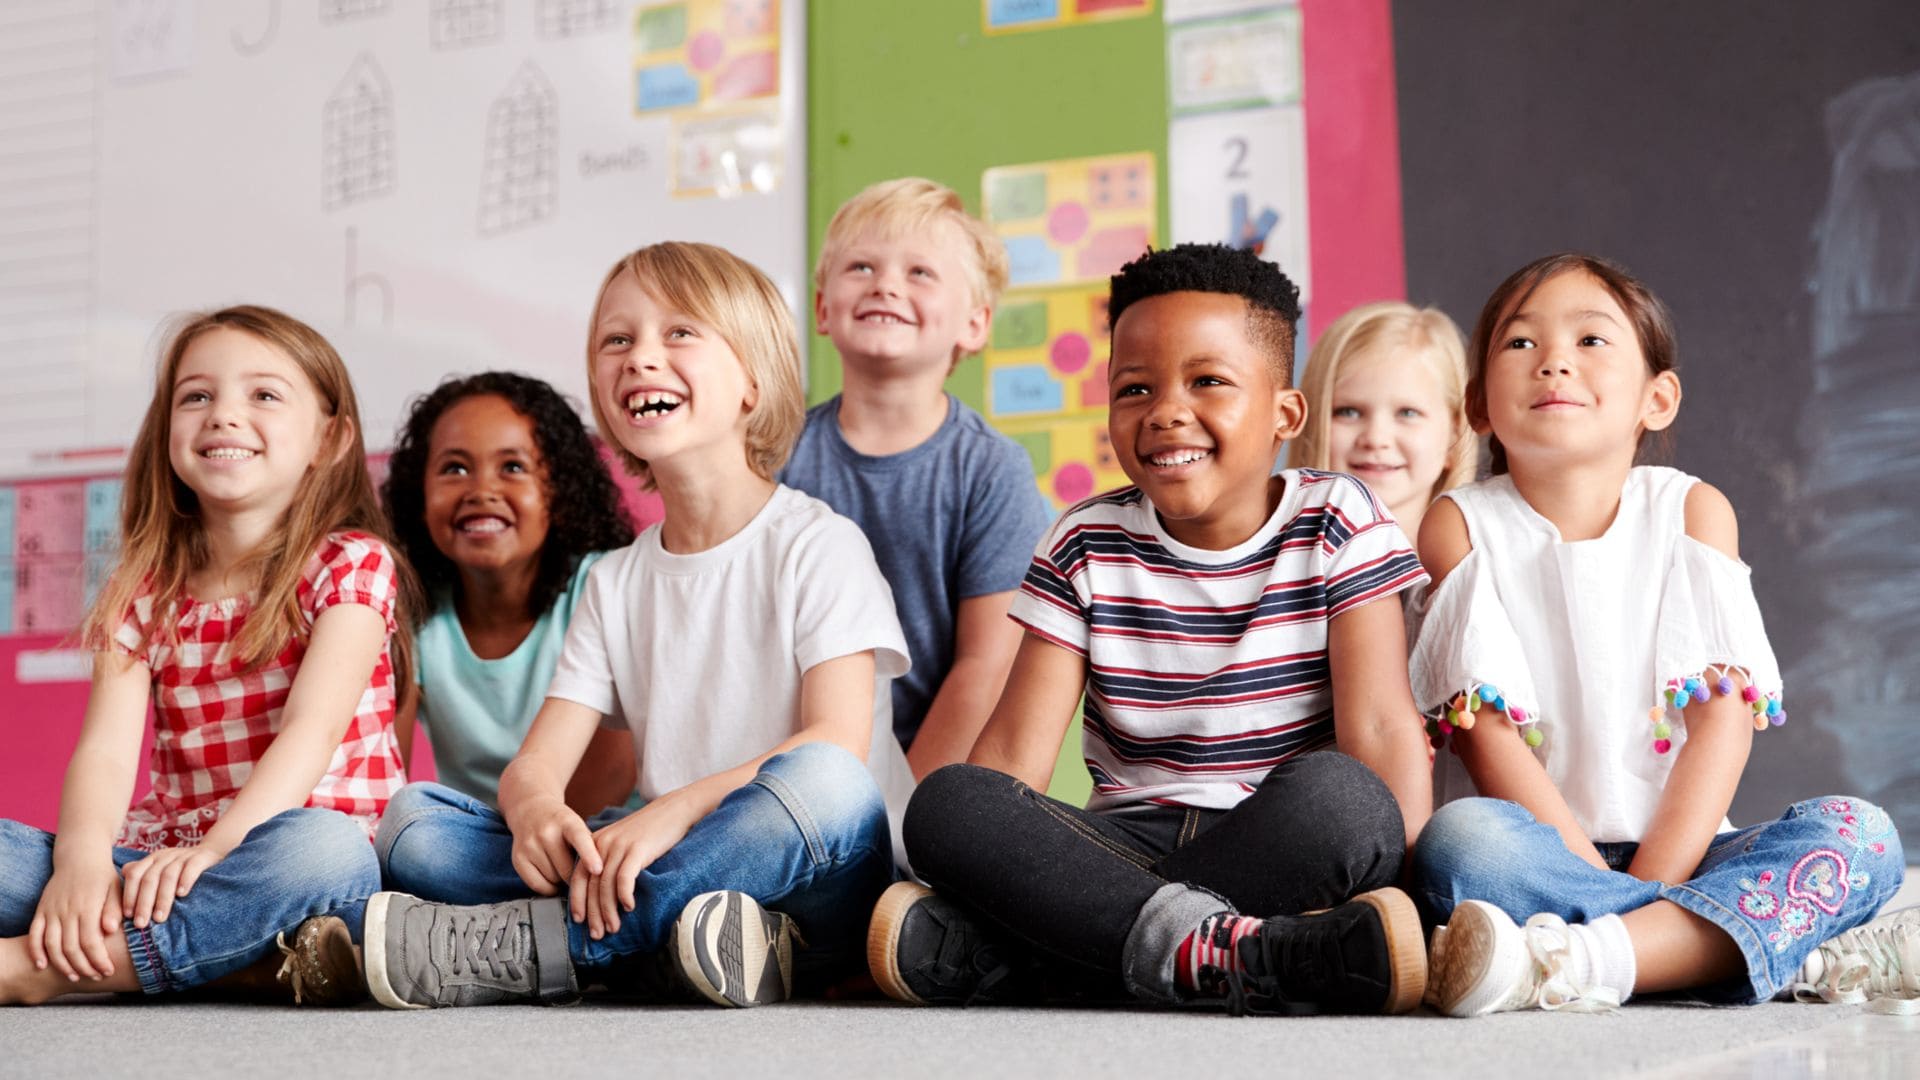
[
  {"xmin": 373, "ymin": 742, "xmax": 895, "ymax": 986},
  {"xmin": 0, "ymin": 808, "xmax": 379, "ymax": 994},
  {"xmin": 1412, "ymin": 795, "xmax": 1904, "ymax": 1003}
]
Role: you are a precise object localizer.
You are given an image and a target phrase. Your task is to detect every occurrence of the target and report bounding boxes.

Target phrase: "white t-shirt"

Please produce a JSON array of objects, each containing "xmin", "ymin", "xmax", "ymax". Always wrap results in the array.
[
  {"xmin": 1010, "ymin": 469, "xmax": 1428, "ymax": 815},
  {"xmin": 1409, "ymin": 467, "xmax": 1784, "ymax": 843},
  {"xmin": 546, "ymin": 485, "xmax": 915, "ymax": 866}
]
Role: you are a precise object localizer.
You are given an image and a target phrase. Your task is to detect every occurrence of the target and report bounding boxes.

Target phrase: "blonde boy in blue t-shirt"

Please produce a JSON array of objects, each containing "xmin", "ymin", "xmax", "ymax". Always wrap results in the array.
[{"xmin": 783, "ymin": 178, "xmax": 1054, "ymax": 778}]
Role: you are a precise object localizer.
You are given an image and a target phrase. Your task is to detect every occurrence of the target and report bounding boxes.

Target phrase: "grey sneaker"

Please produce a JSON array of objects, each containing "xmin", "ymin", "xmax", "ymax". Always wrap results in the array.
[
  {"xmin": 363, "ymin": 892, "xmax": 578, "ymax": 1009},
  {"xmin": 275, "ymin": 914, "xmax": 367, "ymax": 1006},
  {"xmin": 672, "ymin": 891, "xmax": 799, "ymax": 1007}
]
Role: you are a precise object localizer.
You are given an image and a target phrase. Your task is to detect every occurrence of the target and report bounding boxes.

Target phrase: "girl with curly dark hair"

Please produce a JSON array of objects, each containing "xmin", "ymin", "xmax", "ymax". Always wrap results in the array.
[{"xmin": 380, "ymin": 371, "xmax": 636, "ymax": 815}]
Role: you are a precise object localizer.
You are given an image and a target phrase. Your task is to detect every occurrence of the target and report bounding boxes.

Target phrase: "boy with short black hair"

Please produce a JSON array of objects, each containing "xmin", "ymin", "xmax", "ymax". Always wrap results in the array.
[
  {"xmin": 870, "ymin": 243, "xmax": 1436, "ymax": 1016},
  {"xmin": 784, "ymin": 178, "xmax": 1054, "ymax": 779}
]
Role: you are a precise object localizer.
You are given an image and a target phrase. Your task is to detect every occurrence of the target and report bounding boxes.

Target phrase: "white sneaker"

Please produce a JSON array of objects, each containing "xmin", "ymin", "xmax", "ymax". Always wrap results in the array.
[
  {"xmin": 672, "ymin": 891, "xmax": 800, "ymax": 1008},
  {"xmin": 1792, "ymin": 906, "xmax": 1920, "ymax": 1015},
  {"xmin": 1429, "ymin": 900, "xmax": 1621, "ymax": 1016}
]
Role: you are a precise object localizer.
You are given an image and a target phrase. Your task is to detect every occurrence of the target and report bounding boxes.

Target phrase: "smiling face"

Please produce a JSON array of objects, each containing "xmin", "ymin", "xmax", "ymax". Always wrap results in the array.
[
  {"xmin": 1107, "ymin": 291, "xmax": 1305, "ymax": 550},
  {"xmin": 423, "ymin": 393, "xmax": 550, "ymax": 584},
  {"xmin": 1325, "ymin": 349, "xmax": 1458, "ymax": 524},
  {"xmin": 1479, "ymin": 269, "xmax": 1679, "ymax": 472},
  {"xmin": 591, "ymin": 268, "xmax": 758, "ymax": 482},
  {"xmin": 166, "ymin": 326, "xmax": 334, "ymax": 518},
  {"xmin": 814, "ymin": 218, "xmax": 990, "ymax": 375}
]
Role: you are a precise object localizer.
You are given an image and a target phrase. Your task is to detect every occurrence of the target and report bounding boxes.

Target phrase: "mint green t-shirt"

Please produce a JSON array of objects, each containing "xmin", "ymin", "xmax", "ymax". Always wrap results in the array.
[{"xmin": 414, "ymin": 552, "xmax": 604, "ymax": 807}]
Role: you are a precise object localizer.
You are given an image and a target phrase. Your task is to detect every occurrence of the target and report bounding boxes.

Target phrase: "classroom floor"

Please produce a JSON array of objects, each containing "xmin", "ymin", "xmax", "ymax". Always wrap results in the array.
[{"xmin": 5, "ymin": 871, "xmax": 1916, "ymax": 1080}]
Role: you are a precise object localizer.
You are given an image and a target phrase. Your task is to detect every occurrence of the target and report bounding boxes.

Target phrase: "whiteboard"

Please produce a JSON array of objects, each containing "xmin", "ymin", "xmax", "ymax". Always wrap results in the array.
[{"xmin": 0, "ymin": 0, "xmax": 807, "ymax": 475}]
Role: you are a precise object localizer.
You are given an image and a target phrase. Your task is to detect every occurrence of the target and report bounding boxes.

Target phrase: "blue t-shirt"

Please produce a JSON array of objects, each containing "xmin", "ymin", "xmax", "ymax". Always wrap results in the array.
[
  {"xmin": 780, "ymin": 395, "xmax": 1054, "ymax": 747},
  {"xmin": 414, "ymin": 551, "xmax": 605, "ymax": 807}
]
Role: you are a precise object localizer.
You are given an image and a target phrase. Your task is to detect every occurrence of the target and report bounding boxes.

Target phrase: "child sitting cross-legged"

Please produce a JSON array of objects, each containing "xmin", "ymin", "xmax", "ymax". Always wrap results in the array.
[{"xmin": 869, "ymin": 244, "xmax": 1436, "ymax": 1015}]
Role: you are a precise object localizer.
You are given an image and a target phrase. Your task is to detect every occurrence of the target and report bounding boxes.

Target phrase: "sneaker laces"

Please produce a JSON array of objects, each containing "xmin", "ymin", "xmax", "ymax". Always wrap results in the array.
[
  {"xmin": 273, "ymin": 931, "xmax": 307, "ymax": 1004},
  {"xmin": 1513, "ymin": 915, "xmax": 1620, "ymax": 1013},
  {"xmin": 931, "ymin": 914, "xmax": 1015, "ymax": 1007},
  {"xmin": 1792, "ymin": 909, "xmax": 1920, "ymax": 1014},
  {"xmin": 1211, "ymin": 916, "xmax": 1344, "ymax": 1017},
  {"xmin": 446, "ymin": 905, "xmax": 531, "ymax": 985}
]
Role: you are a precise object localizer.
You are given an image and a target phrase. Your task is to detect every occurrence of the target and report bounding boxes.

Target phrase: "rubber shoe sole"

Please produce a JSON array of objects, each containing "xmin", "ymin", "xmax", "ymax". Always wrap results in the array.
[
  {"xmin": 1352, "ymin": 887, "xmax": 1428, "ymax": 1014},
  {"xmin": 1430, "ymin": 900, "xmax": 1524, "ymax": 1017},
  {"xmin": 867, "ymin": 881, "xmax": 934, "ymax": 1005},
  {"xmin": 674, "ymin": 891, "xmax": 794, "ymax": 1008},
  {"xmin": 363, "ymin": 892, "xmax": 425, "ymax": 1011}
]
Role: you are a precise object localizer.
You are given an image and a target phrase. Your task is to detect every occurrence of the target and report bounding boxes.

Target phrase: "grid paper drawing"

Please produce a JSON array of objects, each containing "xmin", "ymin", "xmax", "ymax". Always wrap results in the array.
[
  {"xmin": 478, "ymin": 63, "xmax": 558, "ymax": 235},
  {"xmin": 431, "ymin": 0, "xmax": 503, "ymax": 49},
  {"xmin": 323, "ymin": 55, "xmax": 395, "ymax": 210},
  {"xmin": 538, "ymin": 0, "xmax": 619, "ymax": 37},
  {"xmin": 319, "ymin": 0, "xmax": 389, "ymax": 23}
]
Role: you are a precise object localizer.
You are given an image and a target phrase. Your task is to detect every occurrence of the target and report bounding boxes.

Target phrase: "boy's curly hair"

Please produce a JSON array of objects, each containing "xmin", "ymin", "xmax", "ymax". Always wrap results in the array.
[
  {"xmin": 382, "ymin": 371, "xmax": 635, "ymax": 621},
  {"xmin": 1108, "ymin": 243, "xmax": 1303, "ymax": 382}
]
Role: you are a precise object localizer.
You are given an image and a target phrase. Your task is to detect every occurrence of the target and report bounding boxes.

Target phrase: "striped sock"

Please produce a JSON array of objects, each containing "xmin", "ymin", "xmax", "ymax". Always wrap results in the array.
[{"xmin": 1176, "ymin": 912, "xmax": 1264, "ymax": 994}]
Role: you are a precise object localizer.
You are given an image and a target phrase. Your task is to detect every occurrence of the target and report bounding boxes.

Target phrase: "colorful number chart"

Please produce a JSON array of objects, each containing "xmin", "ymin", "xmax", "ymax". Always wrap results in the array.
[
  {"xmin": 633, "ymin": 0, "xmax": 780, "ymax": 114},
  {"xmin": 0, "ymin": 476, "xmax": 124, "ymax": 636},
  {"xmin": 980, "ymin": 152, "xmax": 1157, "ymax": 508},
  {"xmin": 984, "ymin": 0, "xmax": 1155, "ymax": 36}
]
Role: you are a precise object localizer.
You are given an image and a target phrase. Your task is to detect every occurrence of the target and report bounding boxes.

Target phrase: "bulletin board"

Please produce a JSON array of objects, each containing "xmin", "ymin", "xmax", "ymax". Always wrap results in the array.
[{"xmin": 808, "ymin": 0, "xmax": 1407, "ymax": 797}]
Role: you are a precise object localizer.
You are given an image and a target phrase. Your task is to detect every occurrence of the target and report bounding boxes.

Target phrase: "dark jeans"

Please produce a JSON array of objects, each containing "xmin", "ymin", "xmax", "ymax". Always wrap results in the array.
[{"xmin": 904, "ymin": 751, "xmax": 1404, "ymax": 1002}]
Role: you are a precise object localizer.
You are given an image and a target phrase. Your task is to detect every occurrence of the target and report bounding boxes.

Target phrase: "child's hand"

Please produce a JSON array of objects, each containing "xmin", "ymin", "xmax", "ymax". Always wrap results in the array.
[
  {"xmin": 508, "ymin": 796, "xmax": 601, "ymax": 897},
  {"xmin": 121, "ymin": 845, "xmax": 228, "ymax": 928},
  {"xmin": 30, "ymin": 858, "xmax": 125, "ymax": 982},
  {"xmin": 576, "ymin": 799, "xmax": 695, "ymax": 939}
]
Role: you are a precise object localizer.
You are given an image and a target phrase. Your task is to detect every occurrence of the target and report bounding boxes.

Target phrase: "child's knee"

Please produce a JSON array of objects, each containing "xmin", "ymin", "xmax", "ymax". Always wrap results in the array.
[
  {"xmin": 1412, "ymin": 798, "xmax": 1526, "ymax": 896},
  {"xmin": 903, "ymin": 763, "xmax": 1012, "ymax": 876},
  {"xmin": 257, "ymin": 808, "xmax": 379, "ymax": 894},
  {"xmin": 754, "ymin": 741, "xmax": 884, "ymax": 844}
]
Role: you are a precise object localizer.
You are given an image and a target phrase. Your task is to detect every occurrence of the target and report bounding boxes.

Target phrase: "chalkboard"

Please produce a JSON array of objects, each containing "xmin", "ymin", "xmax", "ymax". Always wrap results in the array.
[
  {"xmin": 0, "ymin": 0, "xmax": 807, "ymax": 477},
  {"xmin": 1393, "ymin": 1, "xmax": 1920, "ymax": 840}
]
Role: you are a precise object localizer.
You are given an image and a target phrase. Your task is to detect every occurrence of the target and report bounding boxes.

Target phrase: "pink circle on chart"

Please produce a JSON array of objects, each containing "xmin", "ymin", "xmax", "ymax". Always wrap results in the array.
[
  {"xmin": 1050, "ymin": 331, "xmax": 1091, "ymax": 374},
  {"xmin": 688, "ymin": 31, "xmax": 725, "ymax": 71},
  {"xmin": 1048, "ymin": 201, "xmax": 1090, "ymax": 245},
  {"xmin": 1053, "ymin": 462, "xmax": 1095, "ymax": 503}
]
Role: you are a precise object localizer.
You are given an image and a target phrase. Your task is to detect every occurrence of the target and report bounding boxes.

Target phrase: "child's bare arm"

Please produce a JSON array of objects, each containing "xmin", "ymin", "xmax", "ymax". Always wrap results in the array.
[
  {"xmin": 966, "ymin": 631, "xmax": 1086, "ymax": 791},
  {"xmin": 33, "ymin": 651, "xmax": 149, "ymax": 981},
  {"xmin": 1327, "ymin": 598, "xmax": 1432, "ymax": 848},
  {"xmin": 1626, "ymin": 483, "xmax": 1753, "ymax": 883},
  {"xmin": 499, "ymin": 696, "xmax": 609, "ymax": 894},
  {"xmin": 1419, "ymin": 500, "xmax": 1608, "ymax": 869},
  {"xmin": 905, "ymin": 590, "xmax": 1023, "ymax": 780},
  {"xmin": 564, "ymin": 727, "xmax": 639, "ymax": 816},
  {"xmin": 392, "ymin": 684, "xmax": 418, "ymax": 769}
]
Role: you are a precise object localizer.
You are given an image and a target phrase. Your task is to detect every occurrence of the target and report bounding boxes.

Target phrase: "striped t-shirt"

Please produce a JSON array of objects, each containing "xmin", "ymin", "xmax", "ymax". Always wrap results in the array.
[{"xmin": 1010, "ymin": 469, "xmax": 1428, "ymax": 814}]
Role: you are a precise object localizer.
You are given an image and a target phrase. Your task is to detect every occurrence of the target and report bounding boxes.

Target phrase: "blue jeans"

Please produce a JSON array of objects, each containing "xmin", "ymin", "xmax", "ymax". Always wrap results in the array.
[
  {"xmin": 0, "ymin": 809, "xmax": 380, "ymax": 994},
  {"xmin": 374, "ymin": 742, "xmax": 895, "ymax": 987},
  {"xmin": 1412, "ymin": 795, "xmax": 1905, "ymax": 1003}
]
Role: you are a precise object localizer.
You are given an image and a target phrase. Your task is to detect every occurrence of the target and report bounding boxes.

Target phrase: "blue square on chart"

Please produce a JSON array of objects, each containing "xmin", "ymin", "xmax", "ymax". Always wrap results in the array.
[
  {"xmin": 989, "ymin": 0, "xmax": 1060, "ymax": 28},
  {"xmin": 637, "ymin": 64, "xmax": 700, "ymax": 111},
  {"xmin": 0, "ymin": 559, "xmax": 13, "ymax": 634},
  {"xmin": 84, "ymin": 478, "xmax": 121, "ymax": 555},
  {"xmin": 991, "ymin": 365, "xmax": 1065, "ymax": 417},
  {"xmin": 1004, "ymin": 236, "xmax": 1062, "ymax": 287}
]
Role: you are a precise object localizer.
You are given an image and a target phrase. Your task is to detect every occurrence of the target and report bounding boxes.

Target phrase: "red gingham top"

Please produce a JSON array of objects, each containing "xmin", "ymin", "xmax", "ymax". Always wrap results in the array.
[{"xmin": 111, "ymin": 532, "xmax": 403, "ymax": 851}]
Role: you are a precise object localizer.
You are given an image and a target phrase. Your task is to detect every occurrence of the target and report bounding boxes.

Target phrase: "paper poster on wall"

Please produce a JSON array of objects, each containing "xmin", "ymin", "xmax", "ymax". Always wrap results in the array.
[
  {"xmin": 1163, "ymin": 0, "xmax": 1290, "ymax": 22},
  {"xmin": 984, "ymin": 0, "xmax": 1155, "ymax": 35},
  {"xmin": 1169, "ymin": 104, "xmax": 1310, "ymax": 302},
  {"xmin": 671, "ymin": 104, "xmax": 783, "ymax": 196},
  {"xmin": 633, "ymin": 0, "xmax": 780, "ymax": 114},
  {"xmin": 983, "ymin": 152, "xmax": 1157, "ymax": 289},
  {"xmin": 980, "ymin": 282, "xmax": 1128, "ymax": 507},
  {"xmin": 1166, "ymin": 6, "xmax": 1301, "ymax": 115},
  {"xmin": 111, "ymin": 0, "xmax": 195, "ymax": 83}
]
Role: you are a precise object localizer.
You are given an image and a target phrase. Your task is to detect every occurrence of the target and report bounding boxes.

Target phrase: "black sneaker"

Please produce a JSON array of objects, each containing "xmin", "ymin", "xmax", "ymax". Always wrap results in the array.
[
  {"xmin": 363, "ymin": 892, "xmax": 578, "ymax": 1009},
  {"xmin": 867, "ymin": 882, "xmax": 1034, "ymax": 1006},
  {"xmin": 1203, "ymin": 887, "xmax": 1427, "ymax": 1015}
]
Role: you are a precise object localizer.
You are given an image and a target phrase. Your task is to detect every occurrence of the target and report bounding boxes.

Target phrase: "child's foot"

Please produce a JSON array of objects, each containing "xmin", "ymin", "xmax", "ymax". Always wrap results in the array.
[
  {"xmin": 274, "ymin": 915, "xmax": 366, "ymax": 1007},
  {"xmin": 671, "ymin": 890, "xmax": 798, "ymax": 1007},
  {"xmin": 1185, "ymin": 887, "xmax": 1427, "ymax": 1015},
  {"xmin": 1428, "ymin": 900, "xmax": 1620, "ymax": 1016},
  {"xmin": 363, "ymin": 892, "xmax": 577, "ymax": 1009},
  {"xmin": 867, "ymin": 881, "xmax": 1031, "ymax": 1006},
  {"xmin": 1793, "ymin": 906, "xmax": 1920, "ymax": 1013}
]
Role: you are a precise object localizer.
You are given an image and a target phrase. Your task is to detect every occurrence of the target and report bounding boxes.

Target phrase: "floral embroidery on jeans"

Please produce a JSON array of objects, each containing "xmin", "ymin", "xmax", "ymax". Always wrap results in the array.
[
  {"xmin": 1770, "ymin": 899, "xmax": 1821, "ymax": 952},
  {"xmin": 1831, "ymin": 803, "xmax": 1893, "ymax": 860},
  {"xmin": 1737, "ymin": 870, "xmax": 1781, "ymax": 920},
  {"xmin": 1786, "ymin": 849, "xmax": 1850, "ymax": 915}
]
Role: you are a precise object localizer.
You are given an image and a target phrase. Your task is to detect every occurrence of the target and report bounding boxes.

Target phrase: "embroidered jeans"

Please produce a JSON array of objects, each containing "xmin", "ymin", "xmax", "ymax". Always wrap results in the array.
[
  {"xmin": 1411, "ymin": 795, "xmax": 1905, "ymax": 1003},
  {"xmin": 904, "ymin": 751, "xmax": 1407, "ymax": 1003},
  {"xmin": 373, "ymin": 742, "xmax": 895, "ymax": 989},
  {"xmin": 0, "ymin": 808, "xmax": 379, "ymax": 994}
]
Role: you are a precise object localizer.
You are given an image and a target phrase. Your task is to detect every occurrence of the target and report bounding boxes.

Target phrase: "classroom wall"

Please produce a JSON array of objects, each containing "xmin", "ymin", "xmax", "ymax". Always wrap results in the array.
[{"xmin": 1392, "ymin": 0, "xmax": 1920, "ymax": 840}]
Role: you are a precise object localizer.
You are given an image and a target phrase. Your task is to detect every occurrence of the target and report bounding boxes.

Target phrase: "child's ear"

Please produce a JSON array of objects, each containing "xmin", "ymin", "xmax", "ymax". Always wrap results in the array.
[
  {"xmin": 317, "ymin": 415, "xmax": 355, "ymax": 469},
  {"xmin": 955, "ymin": 303, "xmax": 992, "ymax": 355},
  {"xmin": 1641, "ymin": 369, "xmax": 1682, "ymax": 432},
  {"xmin": 1274, "ymin": 385, "xmax": 1308, "ymax": 442},
  {"xmin": 812, "ymin": 289, "xmax": 829, "ymax": 336}
]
